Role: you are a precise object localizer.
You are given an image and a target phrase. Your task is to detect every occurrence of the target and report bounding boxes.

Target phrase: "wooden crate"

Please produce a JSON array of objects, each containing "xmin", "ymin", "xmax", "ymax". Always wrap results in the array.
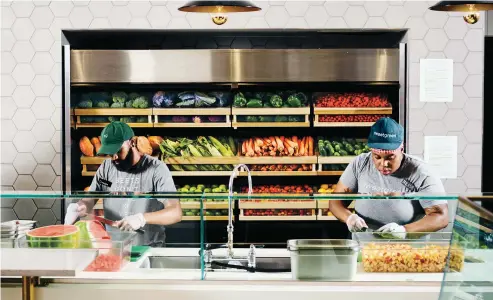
[
  {"xmin": 163, "ymin": 156, "xmax": 238, "ymax": 177},
  {"xmin": 153, "ymin": 108, "xmax": 231, "ymax": 128},
  {"xmin": 238, "ymin": 155, "xmax": 317, "ymax": 176},
  {"xmin": 182, "ymin": 216, "xmax": 229, "ymax": 221},
  {"xmin": 238, "ymin": 193, "xmax": 314, "ymax": 209},
  {"xmin": 232, "ymin": 107, "xmax": 310, "ymax": 128},
  {"xmin": 317, "ymin": 156, "xmax": 354, "ymax": 174},
  {"xmin": 313, "ymin": 107, "xmax": 391, "ymax": 127},
  {"xmin": 74, "ymin": 108, "xmax": 153, "ymax": 128},
  {"xmin": 80, "ymin": 156, "xmax": 107, "ymax": 177},
  {"xmin": 239, "ymin": 210, "xmax": 317, "ymax": 221}
]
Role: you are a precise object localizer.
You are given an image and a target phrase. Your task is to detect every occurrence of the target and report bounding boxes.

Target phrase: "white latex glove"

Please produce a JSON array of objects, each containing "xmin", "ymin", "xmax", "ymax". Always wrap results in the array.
[
  {"xmin": 64, "ymin": 202, "xmax": 87, "ymax": 225},
  {"xmin": 116, "ymin": 213, "xmax": 146, "ymax": 232},
  {"xmin": 377, "ymin": 222, "xmax": 407, "ymax": 239},
  {"xmin": 346, "ymin": 214, "xmax": 368, "ymax": 232}
]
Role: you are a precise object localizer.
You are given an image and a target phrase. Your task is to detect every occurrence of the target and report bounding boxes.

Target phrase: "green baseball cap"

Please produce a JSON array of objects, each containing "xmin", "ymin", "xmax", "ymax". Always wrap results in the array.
[
  {"xmin": 97, "ymin": 121, "xmax": 134, "ymax": 155},
  {"xmin": 367, "ymin": 117, "xmax": 404, "ymax": 150}
]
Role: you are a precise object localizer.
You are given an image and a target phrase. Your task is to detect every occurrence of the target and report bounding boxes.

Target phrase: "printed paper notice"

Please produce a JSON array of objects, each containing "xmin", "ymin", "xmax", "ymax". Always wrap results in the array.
[
  {"xmin": 424, "ymin": 136, "xmax": 457, "ymax": 179},
  {"xmin": 420, "ymin": 59, "xmax": 453, "ymax": 102}
]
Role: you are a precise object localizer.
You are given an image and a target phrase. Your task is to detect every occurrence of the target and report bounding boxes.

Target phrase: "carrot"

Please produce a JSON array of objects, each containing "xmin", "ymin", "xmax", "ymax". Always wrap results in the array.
[
  {"xmin": 255, "ymin": 137, "xmax": 264, "ymax": 147},
  {"xmin": 263, "ymin": 137, "xmax": 271, "ymax": 145},
  {"xmin": 283, "ymin": 140, "xmax": 294, "ymax": 155},
  {"xmin": 284, "ymin": 147, "xmax": 289, "ymax": 155},
  {"xmin": 275, "ymin": 136, "xmax": 284, "ymax": 151},
  {"xmin": 280, "ymin": 136, "xmax": 285, "ymax": 142},
  {"xmin": 242, "ymin": 141, "xmax": 246, "ymax": 155},
  {"xmin": 292, "ymin": 136, "xmax": 298, "ymax": 144},
  {"xmin": 246, "ymin": 139, "xmax": 254, "ymax": 157},
  {"xmin": 285, "ymin": 138, "xmax": 298, "ymax": 149},
  {"xmin": 269, "ymin": 136, "xmax": 277, "ymax": 148},
  {"xmin": 299, "ymin": 137, "xmax": 306, "ymax": 156},
  {"xmin": 308, "ymin": 137, "xmax": 314, "ymax": 156}
]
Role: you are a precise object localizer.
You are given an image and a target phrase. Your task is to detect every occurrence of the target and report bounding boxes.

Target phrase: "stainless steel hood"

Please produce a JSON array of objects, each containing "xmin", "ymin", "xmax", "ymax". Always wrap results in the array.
[{"xmin": 70, "ymin": 49, "xmax": 399, "ymax": 84}]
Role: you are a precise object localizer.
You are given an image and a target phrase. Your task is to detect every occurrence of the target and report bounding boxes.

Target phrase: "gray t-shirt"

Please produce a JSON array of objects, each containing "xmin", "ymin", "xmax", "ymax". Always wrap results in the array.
[
  {"xmin": 340, "ymin": 152, "xmax": 447, "ymax": 228},
  {"xmin": 89, "ymin": 155, "xmax": 177, "ymax": 246}
]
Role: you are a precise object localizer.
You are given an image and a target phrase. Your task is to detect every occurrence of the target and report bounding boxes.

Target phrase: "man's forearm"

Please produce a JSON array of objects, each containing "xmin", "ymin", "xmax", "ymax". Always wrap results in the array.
[
  {"xmin": 144, "ymin": 201, "xmax": 182, "ymax": 225},
  {"xmin": 329, "ymin": 200, "xmax": 353, "ymax": 223},
  {"xmin": 404, "ymin": 205, "xmax": 449, "ymax": 232}
]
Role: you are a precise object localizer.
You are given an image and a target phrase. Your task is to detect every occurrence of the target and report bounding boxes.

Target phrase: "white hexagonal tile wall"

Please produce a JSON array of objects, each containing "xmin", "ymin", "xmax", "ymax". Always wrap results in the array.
[
  {"xmin": 409, "ymin": 39, "xmax": 428, "ymax": 63},
  {"xmin": 264, "ymin": 6, "xmax": 289, "ymax": 28},
  {"xmin": 31, "ymin": 75, "xmax": 55, "ymax": 97},
  {"xmin": 443, "ymin": 109, "xmax": 468, "ymax": 131},
  {"xmin": 463, "ymin": 144, "xmax": 482, "ymax": 166},
  {"xmin": 127, "ymin": 1, "xmax": 151, "ymax": 17},
  {"xmin": 113, "ymin": 1, "xmax": 129, "ymax": 5},
  {"xmin": 31, "ymin": 52, "xmax": 55, "ymax": 74},
  {"xmin": 13, "ymin": 131, "xmax": 36, "ymax": 153},
  {"xmin": 73, "ymin": 1, "xmax": 91, "ymax": 6},
  {"xmin": 32, "ymin": 164, "xmax": 56, "ymax": 186},
  {"xmin": 31, "ymin": 29, "xmax": 54, "ymax": 51},
  {"xmin": 34, "ymin": 187, "xmax": 55, "ymax": 208},
  {"xmin": 447, "ymin": 86, "xmax": 468, "ymax": 109},
  {"xmin": 324, "ymin": 1, "xmax": 349, "ymax": 17},
  {"xmin": 51, "ymin": 107, "xmax": 61, "ymax": 131},
  {"xmin": 50, "ymin": 18, "xmax": 73, "ymax": 41},
  {"xmin": 409, "ymin": 86, "xmax": 424, "ymax": 109},
  {"xmin": 457, "ymin": 155, "xmax": 467, "ymax": 176},
  {"xmin": 50, "ymin": 41, "xmax": 62, "ymax": 63},
  {"xmin": 424, "ymin": 10, "xmax": 448, "ymax": 28},
  {"xmin": 220, "ymin": 12, "xmax": 251, "ymax": 29},
  {"xmin": 444, "ymin": 17, "xmax": 468, "ymax": 40},
  {"xmin": 285, "ymin": 17, "xmax": 308, "ymax": 29},
  {"xmin": 128, "ymin": 18, "xmax": 151, "ymax": 29},
  {"xmin": 32, "ymin": 120, "xmax": 55, "ymax": 142},
  {"xmin": 50, "ymin": 86, "xmax": 61, "ymax": 108},
  {"xmin": 463, "ymin": 120, "xmax": 483, "ymax": 144},
  {"xmin": 285, "ymin": 1, "xmax": 309, "ymax": 17},
  {"xmin": 33, "ymin": 142, "xmax": 56, "ymax": 164},
  {"xmin": 463, "ymin": 166, "xmax": 481, "ymax": 189},
  {"xmin": 89, "ymin": 18, "xmax": 112, "ymax": 29},
  {"xmin": 325, "ymin": 17, "xmax": 347, "ymax": 28},
  {"xmin": 69, "ymin": 6, "xmax": 93, "ymax": 28},
  {"xmin": 13, "ymin": 199, "xmax": 37, "ymax": 219},
  {"xmin": 109, "ymin": 6, "xmax": 132, "ymax": 28},
  {"xmin": 424, "ymin": 102, "xmax": 448, "ymax": 120},
  {"xmin": 31, "ymin": 6, "xmax": 54, "ymax": 28},
  {"xmin": 1, "ymin": 120, "xmax": 17, "ymax": 142},
  {"xmin": 405, "ymin": 17, "xmax": 428, "ymax": 40},
  {"xmin": 1, "ymin": 164, "xmax": 17, "ymax": 185},
  {"xmin": 1, "ymin": 29, "xmax": 16, "ymax": 51},
  {"xmin": 409, "ymin": 62, "xmax": 420, "ymax": 86},
  {"xmin": 1, "ymin": 97, "xmax": 17, "ymax": 120},
  {"xmin": 11, "ymin": 1, "xmax": 34, "ymax": 17},
  {"xmin": 364, "ymin": 1, "xmax": 387, "ymax": 17},
  {"xmin": 344, "ymin": 6, "xmax": 367, "ymax": 28},
  {"xmin": 409, "ymin": 108, "xmax": 428, "ymax": 132},
  {"xmin": 33, "ymin": 1, "xmax": 51, "ymax": 6},
  {"xmin": 1, "ymin": 6, "xmax": 15, "ymax": 28},
  {"xmin": 13, "ymin": 153, "xmax": 37, "ymax": 174},
  {"xmin": 464, "ymin": 75, "xmax": 483, "ymax": 98},
  {"xmin": 464, "ymin": 52, "xmax": 484, "ymax": 75},
  {"xmin": 444, "ymin": 40, "xmax": 468, "ymax": 62},
  {"xmin": 427, "ymin": 52, "xmax": 446, "ymax": 59},
  {"xmin": 167, "ymin": 18, "xmax": 192, "ymax": 29},
  {"xmin": 51, "ymin": 175, "xmax": 61, "ymax": 191},
  {"xmin": 444, "ymin": 179, "xmax": 467, "ymax": 193},
  {"xmin": 165, "ymin": 1, "xmax": 189, "ymax": 17},
  {"xmin": 424, "ymin": 120, "xmax": 447, "ymax": 135},
  {"xmin": 305, "ymin": 6, "xmax": 328, "ymax": 28},
  {"xmin": 51, "ymin": 153, "xmax": 61, "ymax": 176},
  {"xmin": 424, "ymin": 29, "xmax": 448, "ymax": 52},
  {"xmin": 364, "ymin": 17, "xmax": 387, "ymax": 28},
  {"xmin": 12, "ymin": 86, "xmax": 35, "ymax": 108},
  {"xmin": 1, "ymin": 142, "xmax": 17, "ymax": 164},
  {"xmin": 0, "ymin": 186, "xmax": 16, "ymax": 208},
  {"xmin": 33, "ymin": 209, "xmax": 57, "ymax": 226},
  {"xmin": 464, "ymin": 29, "xmax": 484, "ymax": 52},
  {"xmin": 50, "ymin": 1, "xmax": 74, "ymax": 17},
  {"xmin": 408, "ymin": 131, "xmax": 424, "ymax": 155},
  {"xmin": 1, "ymin": 75, "xmax": 16, "ymax": 97},
  {"xmin": 384, "ymin": 5, "xmax": 408, "ymax": 28},
  {"xmin": 12, "ymin": 64, "xmax": 35, "ymax": 85},
  {"xmin": 89, "ymin": 1, "xmax": 113, "ymax": 17},
  {"xmin": 464, "ymin": 98, "xmax": 482, "ymax": 120},
  {"xmin": 31, "ymin": 97, "xmax": 55, "ymax": 120},
  {"xmin": 50, "ymin": 63, "xmax": 61, "ymax": 85},
  {"xmin": 403, "ymin": 1, "xmax": 429, "ymax": 17},
  {"xmin": 51, "ymin": 131, "xmax": 61, "ymax": 153},
  {"xmin": 454, "ymin": 63, "xmax": 468, "ymax": 86},
  {"xmin": 11, "ymin": 18, "xmax": 35, "ymax": 40},
  {"xmin": 13, "ymin": 175, "xmax": 37, "ymax": 191},
  {"xmin": 12, "ymin": 109, "xmax": 36, "ymax": 131},
  {"xmin": 12, "ymin": 41, "xmax": 35, "ymax": 63},
  {"xmin": 147, "ymin": 6, "xmax": 171, "ymax": 28}
]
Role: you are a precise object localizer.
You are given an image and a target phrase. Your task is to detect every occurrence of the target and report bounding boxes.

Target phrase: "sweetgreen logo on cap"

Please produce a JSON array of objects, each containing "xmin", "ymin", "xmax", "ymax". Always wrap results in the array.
[
  {"xmin": 367, "ymin": 117, "xmax": 403, "ymax": 151},
  {"xmin": 97, "ymin": 121, "xmax": 134, "ymax": 155}
]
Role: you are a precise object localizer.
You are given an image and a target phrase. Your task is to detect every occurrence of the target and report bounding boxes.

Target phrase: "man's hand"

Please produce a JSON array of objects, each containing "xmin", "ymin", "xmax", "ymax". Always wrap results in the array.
[
  {"xmin": 377, "ymin": 222, "xmax": 406, "ymax": 239},
  {"xmin": 346, "ymin": 214, "xmax": 368, "ymax": 232},
  {"xmin": 64, "ymin": 202, "xmax": 88, "ymax": 224},
  {"xmin": 115, "ymin": 213, "xmax": 146, "ymax": 231}
]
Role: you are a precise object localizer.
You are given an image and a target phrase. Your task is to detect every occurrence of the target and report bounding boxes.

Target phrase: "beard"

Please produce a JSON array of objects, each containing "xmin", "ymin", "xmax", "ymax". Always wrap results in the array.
[{"xmin": 113, "ymin": 150, "xmax": 134, "ymax": 171}]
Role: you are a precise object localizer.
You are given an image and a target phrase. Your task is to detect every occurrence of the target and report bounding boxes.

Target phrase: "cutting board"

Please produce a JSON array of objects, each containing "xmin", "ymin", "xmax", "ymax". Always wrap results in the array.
[{"xmin": 130, "ymin": 246, "xmax": 150, "ymax": 262}]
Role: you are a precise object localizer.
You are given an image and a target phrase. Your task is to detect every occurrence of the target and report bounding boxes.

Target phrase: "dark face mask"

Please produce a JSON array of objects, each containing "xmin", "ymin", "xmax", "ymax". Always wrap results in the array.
[{"xmin": 113, "ymin": 149, "xmax": 134, "ymax": 172}]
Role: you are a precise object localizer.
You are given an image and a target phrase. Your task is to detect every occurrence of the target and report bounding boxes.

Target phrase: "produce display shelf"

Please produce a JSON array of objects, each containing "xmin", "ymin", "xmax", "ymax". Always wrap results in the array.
[
  {"xmin": 317, "ymin": 214, "xmax": 338, "ymax": 221},
  {"xmin": 164, "ymin": 157, "xmax": 239, "ymax": 165},
  {"xmin": 239, "ymin": 156, "xmax": 317, "ymax": 164},
  {"xmin": 171, "ymin": 171, "xmax": 234, "ymax": 177},
  {"xmin": 313, "ymin": 107, "xmax": 392, "ymax": 115},
  {"xmin": 316, "ymin": 198, "xmax": 355, "ymax": 209},
  {"xmin": 239, "ymin": 214, "xmax": 317, "ymax": 221},
  {"xmin": 76, "ymin": 122, "xmax": 153, "ymax": 128},
  {"xmin": 180, "ymin": 202, "xmax": 229, "ymax": 210},
  {"xmin": 74, "ymin": 108, "xmax": 153, "ymax": 116},
  {"xmin": 232, "ymin": 107, "xmax": 310, "ymax": 128},
  {"xmin": 316, "ymin": 171, "xmax": 343, "ymax": 176},
  {"xmin": 82, "ymin": 171, "xmax": 96, "ymax": 177},
  {"xmin": 313, "ymin": 120, "xmax": 376, "ymax": 127},
  {"xmin": 318, "ymin": 156, "xmax": 355, "ymax": 164},
  {"xmin": 182, "ymin": 216, "xmax": 229, "ymax": 221},
  {"xmin": 239, "ymin": 199, "xmax": 315, "ymax": 209},
  {"xmin": 153, "ymin": 108, "xmax": 231, "ymax": 128},
  {"xmin": 239, "ymin": 171, "xmax": 318, "ymax": 176},
  {"xmin": 70, "ymin": 109, "xmax": 75, "ymax": 128}
]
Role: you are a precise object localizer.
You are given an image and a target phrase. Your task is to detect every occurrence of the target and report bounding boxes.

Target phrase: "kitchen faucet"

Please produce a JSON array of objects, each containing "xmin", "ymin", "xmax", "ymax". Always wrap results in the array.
[{"xmin": 203, "ymin": 164, "xmax": 255, "ymax": 271}]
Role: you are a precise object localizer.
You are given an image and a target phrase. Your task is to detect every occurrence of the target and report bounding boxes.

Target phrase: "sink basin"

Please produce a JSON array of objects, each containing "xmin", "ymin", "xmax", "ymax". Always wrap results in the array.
[{"xmin": 140, "ymin": 256, "xmax": 291, "ymax": 271}]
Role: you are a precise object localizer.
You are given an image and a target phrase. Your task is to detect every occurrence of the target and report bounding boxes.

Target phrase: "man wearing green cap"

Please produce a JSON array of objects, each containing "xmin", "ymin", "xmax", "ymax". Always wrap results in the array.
[
  {"xmin": 65, "ymin": 121, "xmax": 182, "ymax": 246},
  {"xmin": 330, "ymin": 117, "xmax": 448, "ymax": 239}
]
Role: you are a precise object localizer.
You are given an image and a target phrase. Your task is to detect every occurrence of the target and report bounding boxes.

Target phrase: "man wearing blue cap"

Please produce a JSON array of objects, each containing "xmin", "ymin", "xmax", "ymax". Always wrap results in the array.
[{"xmin": 330, "ymin": 117, "xmax": 448, "ymax": 239}]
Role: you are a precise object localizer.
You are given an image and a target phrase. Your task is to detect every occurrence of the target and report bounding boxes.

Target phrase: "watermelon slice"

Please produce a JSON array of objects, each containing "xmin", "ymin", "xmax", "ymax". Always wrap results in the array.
[
  {"xmin": 75, "ymin": 220, "xmax": 111, "ymax": 248},
  {"xmin": 84, "ymin": 254, "xmax": 122, "ymax": 272},
  {"xmin": 26, "ymin": 225, "xmax": 79, "ymax": 248}
]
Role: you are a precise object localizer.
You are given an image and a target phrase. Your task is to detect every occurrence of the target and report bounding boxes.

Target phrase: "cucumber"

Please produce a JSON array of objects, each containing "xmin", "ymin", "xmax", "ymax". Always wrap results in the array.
[
  {"xmin": 326, "ymin": 143, "xmax": 335, "ymax": 156},
  {"xmin": 334, "ymin": 152, "xmax": 341, "ymax": 156},
  {"xmin": 354, "ymin": 144, "xmax": 362, "ymax": 150},
  {"xmin": 334, "ymin": 144, "xmax": 341, "ymax": 152},
  {"xmin": 345, "ymin": 144, "xmax": 355, "ymax": 154},
  {"xmin": 339, "ymin": 149, "xmax": 349, "ymax": 156}
]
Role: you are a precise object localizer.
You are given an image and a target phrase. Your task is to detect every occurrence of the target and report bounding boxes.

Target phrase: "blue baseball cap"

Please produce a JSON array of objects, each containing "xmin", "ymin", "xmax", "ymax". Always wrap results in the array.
[{"xmin": 367, "ymin": 117, "xmax": 404, "ymax": 151}]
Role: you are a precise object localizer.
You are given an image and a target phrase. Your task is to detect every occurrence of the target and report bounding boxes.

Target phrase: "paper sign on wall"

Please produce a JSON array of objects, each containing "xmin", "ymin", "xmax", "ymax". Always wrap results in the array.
[
  {"xmin": 420, "ymin": 59, "xmax": 453, "ymax": 102},
  {"xmin": 424, "ymin": 136, "xmax": 458, "ymax": 179}
]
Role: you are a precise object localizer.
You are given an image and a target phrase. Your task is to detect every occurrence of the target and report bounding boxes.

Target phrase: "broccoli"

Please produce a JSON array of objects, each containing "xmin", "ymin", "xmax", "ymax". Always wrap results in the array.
[
  {"xmin": 95, "ymin": 101, "xmax": 110, "ymax": 108},
  {"xmin": 78, "ymin": 100, "xmax": 93, "ymax": 108},
  {"xmin": 132, "ymin": 96, "xmax": 149, "ymax": 108},
  {"xmin": 111, "ymin": 102, "xmax": 124, "ymax": 108},
  {"xmin": 125, "ymin": 100, "xmax": 134, "ymax": 108},
  {"xmin": 128, "ymin": 92, "xmax": 140, "ymax": 100},
  {"xmin": 120, "ymin": 117, "xmax": 136, "ymax": 123},
  {"xmin": 112, "ymin": 91, "xmax": 128, "ymax": 103},
  {"xmin": 107, "ymin": 116, "xmax": 119, "ymax": 122}
]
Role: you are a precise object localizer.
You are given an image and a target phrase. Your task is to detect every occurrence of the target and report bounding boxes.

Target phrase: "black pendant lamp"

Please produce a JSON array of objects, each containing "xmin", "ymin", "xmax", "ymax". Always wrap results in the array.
[
  {"xmin": 429, "ymin": 1, "xmax": 493, "ymax": 24},
  {"xmin": 178, "ymin": 1, "xmax": 261, "ymax": 25}
]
